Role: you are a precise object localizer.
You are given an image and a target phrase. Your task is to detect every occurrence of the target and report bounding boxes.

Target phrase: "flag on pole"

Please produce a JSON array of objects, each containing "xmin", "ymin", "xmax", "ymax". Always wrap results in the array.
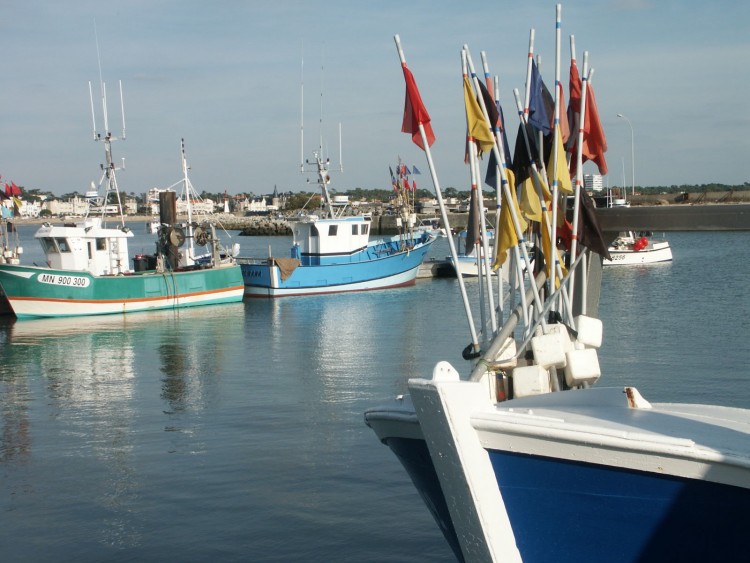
[
  {"xmin": 557, "ymin": 84, "xmax": 570, "ymax": 144},
  {"xmin": 483, "ymin": 104, "xmax": 513, "ymax": 194},
  {"xmin": 496, "ymin": 103, "xmax": 512, "ymax": 166},
  {"xmin": 465, "ymin": 186, "xmax": 481, "ymax": 257},
  {"xmin": 401, "ymin": 65, "xmax": 435, "ymax": 150},
  {"xmin": 547, "ymin": 127, "xmax": 573, "ymax": 194},
  {"xmin": 412, "ymin": 165, "xmax": 421, "ymax": 174},
  {"xmin": 519, "ymin": 175, "xmax": 543, "ymax": 224},
  {"xmin": 476, "ymin": 80, "xmax": 499, "ymax": 130},
  {"xmin": 528, "ymin": 60, "xmax": 554, "ymax": 135},
  {"xmin": 484, "ymin": 150, "xmax": 499, "ymax": 189},
  {"xmin": 567, "ymin": 63, "xmax": 608, "ymax": 176},
  {"xmin": 494, "ymin": 169, "xmax": 526, "ymax": 267},
  {"xmin": 578, "ymin": 189, "xmax": 612, "ymax": 260},
  {"xmin": 511, "ymin": 122, "xmax": 539, "ymax": 187},
  {"xmin": 463, "ymin": 77, "xmax": 494, "ymax": 154},
  {"xmin": 566, "ymin": 59, "xmax": 582, "ymax": 154},
  {"xmin": 582, "ymin": 81, "xmax": 608, "ymax": 175}
]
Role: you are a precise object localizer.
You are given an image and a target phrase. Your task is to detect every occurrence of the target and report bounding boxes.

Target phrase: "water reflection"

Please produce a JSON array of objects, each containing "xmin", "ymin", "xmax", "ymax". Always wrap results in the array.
[{"xmin": 0, "ymin": 303, "xmax": 247, "ymax": 549}]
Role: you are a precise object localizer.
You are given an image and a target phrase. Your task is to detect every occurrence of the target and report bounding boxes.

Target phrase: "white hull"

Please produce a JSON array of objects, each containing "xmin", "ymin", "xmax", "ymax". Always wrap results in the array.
[
  {"xmin": 604, "ymin": 232, "xmax": 673, "ymax": 266},
  {"xmin": 7, "ymin": 286, "xmax": 244, "ymax": 318},
  {"xmin": 604, "ymin": 241, "xmax": 672, "ymax": 265},
  {"xmin": 450, "ymin": 255, "xmax": 497, "ymax": 278}
]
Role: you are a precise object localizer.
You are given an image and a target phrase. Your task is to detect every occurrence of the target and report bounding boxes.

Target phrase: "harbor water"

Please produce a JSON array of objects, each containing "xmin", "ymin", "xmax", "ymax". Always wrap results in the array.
[{"xmin": 1, "ymin": 224, "xmax": 749, "ymax": 561}]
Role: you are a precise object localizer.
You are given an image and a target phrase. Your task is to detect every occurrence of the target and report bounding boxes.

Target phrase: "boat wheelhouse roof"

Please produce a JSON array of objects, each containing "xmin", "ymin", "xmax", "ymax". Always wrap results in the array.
[{"xmin": 34, "ymin": 217, "xmax": 133, "ymax": 240}]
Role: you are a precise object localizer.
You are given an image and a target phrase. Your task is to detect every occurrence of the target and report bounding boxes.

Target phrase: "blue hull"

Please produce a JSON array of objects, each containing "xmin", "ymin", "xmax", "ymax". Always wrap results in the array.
[
  {"xmin": 383, "ymin": 438, "xmax": 750, "ymax": 563},
  {"xmin": 487, "ymin": 450, "xmax": 750, "ymax": 563},
  {"xmin": 240, "ymin": 235, "xmax": 434, "ymax": 297}
]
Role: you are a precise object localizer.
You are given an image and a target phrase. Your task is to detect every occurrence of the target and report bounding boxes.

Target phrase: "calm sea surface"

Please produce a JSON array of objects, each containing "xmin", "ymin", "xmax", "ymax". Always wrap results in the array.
[{"xmin": 1, "ymin": 225, "xmax": 748, "ymax": 561}]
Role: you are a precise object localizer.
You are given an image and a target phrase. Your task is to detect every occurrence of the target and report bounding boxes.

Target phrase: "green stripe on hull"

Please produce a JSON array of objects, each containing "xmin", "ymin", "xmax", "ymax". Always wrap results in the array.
[{"xmin": 0, "ymin": 264, "xmax": 244, "ymax": 319}]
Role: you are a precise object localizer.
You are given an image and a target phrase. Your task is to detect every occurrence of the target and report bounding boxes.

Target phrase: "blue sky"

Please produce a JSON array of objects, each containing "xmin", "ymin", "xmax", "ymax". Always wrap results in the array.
[{"xmin": 1, "ymin": 1, "xmax": 748, "ymax": 197}]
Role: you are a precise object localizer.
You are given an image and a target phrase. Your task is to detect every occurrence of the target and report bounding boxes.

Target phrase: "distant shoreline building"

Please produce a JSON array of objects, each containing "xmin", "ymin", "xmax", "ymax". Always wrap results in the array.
[{"xmin": 584, "ymin": 174, "xmax": 604, "ymax": 192}]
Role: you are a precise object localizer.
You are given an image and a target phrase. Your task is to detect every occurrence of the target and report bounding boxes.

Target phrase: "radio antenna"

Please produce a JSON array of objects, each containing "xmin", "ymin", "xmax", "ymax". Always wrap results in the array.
[{"xmin": 300, "ymin": 43, "xmax": 304, "ymax": 174}]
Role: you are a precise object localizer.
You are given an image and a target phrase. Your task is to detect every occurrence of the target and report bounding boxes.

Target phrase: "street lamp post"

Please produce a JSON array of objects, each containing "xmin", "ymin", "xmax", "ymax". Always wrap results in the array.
[{"xmin": 617, "ymin": 113, "xmax": 635, "ymax": 196}]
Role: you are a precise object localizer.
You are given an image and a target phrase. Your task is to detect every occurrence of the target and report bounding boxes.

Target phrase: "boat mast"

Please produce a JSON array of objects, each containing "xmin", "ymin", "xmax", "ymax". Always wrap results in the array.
[
  {"xmin": 88, "ymin": 24, "xmax": 126, "ymax": 227},
  {"xmin": 300, "ymin": 46, "xmax": 304, "ymax": 175},
  {"xmin": 89, "ymin": 78, "xmax": 127, "ymax": 228},
  {"xmin": 300, "ymin": 47, "xmax": 342, "ymax": 219},
  {"xmin": 314, "ymin": 151, "xmax": 337, "ymax": 219},
  {"xmin": 181, "ymin": 138, "xmax": 195, "ymax": 262}
]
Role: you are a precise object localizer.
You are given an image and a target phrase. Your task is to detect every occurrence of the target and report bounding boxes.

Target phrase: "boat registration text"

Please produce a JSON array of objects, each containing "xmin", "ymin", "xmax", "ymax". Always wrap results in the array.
[{"xmin": 38, "ymin": 273, "xmax": 91, "ymax": 288}]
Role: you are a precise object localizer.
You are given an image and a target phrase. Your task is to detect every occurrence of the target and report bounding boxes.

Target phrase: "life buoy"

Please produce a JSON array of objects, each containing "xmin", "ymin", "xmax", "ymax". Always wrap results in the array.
[{"xmin": 633, "ymin": 237, "xmax": 648, "ymax": 251}]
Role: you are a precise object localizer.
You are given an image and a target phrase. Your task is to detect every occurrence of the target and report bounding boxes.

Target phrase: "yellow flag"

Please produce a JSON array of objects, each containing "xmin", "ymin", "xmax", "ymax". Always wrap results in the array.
[
  {"xmin": 494, "ymin": 169, "xmax": 526, "ymax": 267},
  {"xmin": 534, "ymin": 167, "xmax": 553, "ymax": 203},
  {"xmin": 463, "ymin": 77, "xmax": 494, "ymax": 154},
  {"xmin": 519, "ymin": 175, "xmax": 543, "ymax": 223},
  {"xmin": 547, "ymin": 127, "xmax": 573, "ymax": 194}
]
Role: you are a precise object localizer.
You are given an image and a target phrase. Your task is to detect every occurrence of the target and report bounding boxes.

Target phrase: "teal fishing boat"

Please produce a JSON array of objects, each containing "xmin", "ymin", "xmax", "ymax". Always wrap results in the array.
[{"xmin": 0, "ymin": 81, "xmax": 243, "ymax": 319}]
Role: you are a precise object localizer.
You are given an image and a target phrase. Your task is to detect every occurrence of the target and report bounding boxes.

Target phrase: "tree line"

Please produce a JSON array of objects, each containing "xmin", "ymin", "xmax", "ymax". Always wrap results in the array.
[{"xmin": 12, "ymin": 182, "xmax": 750, "ymax": 207}]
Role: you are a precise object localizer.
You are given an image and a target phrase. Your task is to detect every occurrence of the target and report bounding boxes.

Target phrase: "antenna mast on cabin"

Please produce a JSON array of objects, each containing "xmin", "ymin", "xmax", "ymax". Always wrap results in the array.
[
  {"xmin": 300, "ymin": 44, "xmax": 304, "ymax": 174},
  {"xmin": 88, "ymin": 25, "xmax": 127, "ymax": 226},
  {"xmin": 299, "ymin": 46, "xmax": 346, "ymax": 218}
]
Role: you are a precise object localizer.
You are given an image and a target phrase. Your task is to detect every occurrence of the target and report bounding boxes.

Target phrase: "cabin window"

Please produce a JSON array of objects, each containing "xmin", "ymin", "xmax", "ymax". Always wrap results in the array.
[
  {"xmin": 362, "ymin": 224, "xmax": 369, "ymax": 235},
  {"xmin": 87, "ymin": 242, "xmax": 93, "ymax": 260},
  {"xmin": 328, "ymin": 225, "xmax": 338, "ymax": 236},
  {"xmin": 39, "ymin": 237, "xmax": 58, "ymax": 254},
  {"xmin": 96, "ymin": 238, "xmax": 106, "ymax": 251},
  {"xmin": 55, "ymin": 238, "xmax": 71, "ymax": 252},
  {"xmin": 311, "ymin": 225, "xmax": 319, "ymax": 237},
  {"xmin": 351, "ymin": 225, "xmax": 358, "ymax": 235}
]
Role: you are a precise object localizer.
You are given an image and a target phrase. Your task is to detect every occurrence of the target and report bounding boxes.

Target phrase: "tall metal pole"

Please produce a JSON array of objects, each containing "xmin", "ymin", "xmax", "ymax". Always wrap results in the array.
[{"xmin": 617, "ymin": 113, "xmax": 635, "ymax": 196}]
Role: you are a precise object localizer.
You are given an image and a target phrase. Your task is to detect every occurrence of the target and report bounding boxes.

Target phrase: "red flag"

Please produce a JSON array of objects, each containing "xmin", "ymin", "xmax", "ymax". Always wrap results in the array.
[
  {"xmin": 566, "ymin": 59, "xmax": 582, "ymax": 155},
  {"xmin": 557, "ymin": 83, "xmax": 570, "ymax": 144},
  {"xmin": 9, "ymin": 181, "xmax": 21, "ymax": 196},
  {"xmin": 401, "ymin": 64, "xmax": 435, "ymax": 150},
  {"xmin": 582, "ymin": 82, "xmax": 608, "ymax": 175},
  {"xmin": 567, "ymin": 59, "xmax": 608, "ymax": 176}
]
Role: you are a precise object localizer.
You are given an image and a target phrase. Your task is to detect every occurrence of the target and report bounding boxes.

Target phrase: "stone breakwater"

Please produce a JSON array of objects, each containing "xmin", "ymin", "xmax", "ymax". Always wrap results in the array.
[
  {"xmin": 231, "ymin": 217, "xmax": 291, "ymax": 236},
  {"xmin": 225, "ymin": 214, "xmax": 488, "ymax": 236},
  {"xmin": 217, "ymin": 202, "xmax": 750, "ymax": 236},
  {"xmin": 226, "ymin": 215, "xmax": 450, "ymax": 236}
]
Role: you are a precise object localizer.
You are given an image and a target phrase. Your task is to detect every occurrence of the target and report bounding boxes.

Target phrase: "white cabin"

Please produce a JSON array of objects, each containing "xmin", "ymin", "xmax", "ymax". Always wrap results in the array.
[
  {"xmin": 35, "ymin": 217, "xmax": 134, "ymax": 275},
  {"xmin": 292, "ymin": 215, "xmax": 371, "ymax": 257}
]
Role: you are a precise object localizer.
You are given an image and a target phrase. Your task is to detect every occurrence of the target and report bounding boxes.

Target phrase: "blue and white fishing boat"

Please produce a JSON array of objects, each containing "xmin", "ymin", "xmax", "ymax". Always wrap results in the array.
[
  {"xmin": 365, "ymin": 23, "xmax": 750, "ymax": 563},
  {"xmin": 238, "ymin": 151, "xmax": 435, "ymax": 298}
]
